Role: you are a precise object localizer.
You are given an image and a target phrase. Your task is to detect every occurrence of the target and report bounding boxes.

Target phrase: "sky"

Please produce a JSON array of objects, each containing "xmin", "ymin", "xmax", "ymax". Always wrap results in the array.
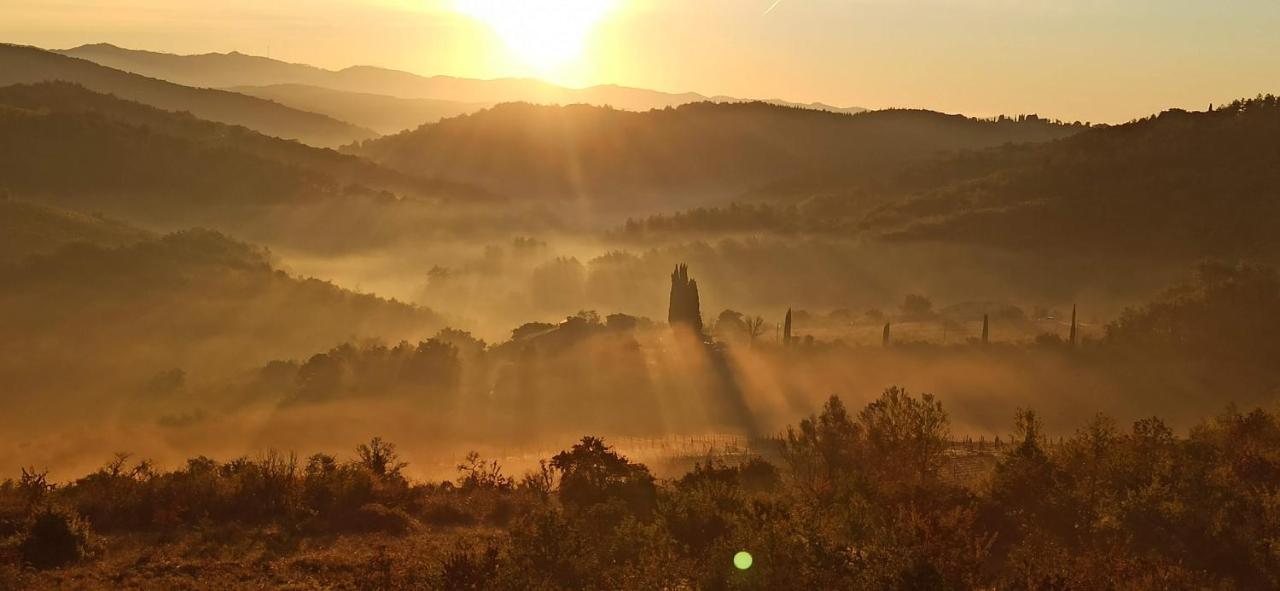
[{"xmin": 2, "ymin": 0, "xmax": 1279, "ymax": 123}]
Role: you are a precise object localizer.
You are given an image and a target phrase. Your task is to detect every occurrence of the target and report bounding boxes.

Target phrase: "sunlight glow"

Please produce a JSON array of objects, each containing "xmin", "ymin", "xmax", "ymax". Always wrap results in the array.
[{"xmin": 452, "ymin": 0, "xmax": 617, "ymax": 76}]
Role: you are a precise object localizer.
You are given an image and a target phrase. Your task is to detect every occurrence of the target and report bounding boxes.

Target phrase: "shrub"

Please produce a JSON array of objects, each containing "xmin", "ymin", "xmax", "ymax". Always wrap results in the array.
[
  {"xmin": 456, "ymin": 451, "xmax": 513, "ymax": 492},
  {"xmin": 438, "ymin": 543, "xmax": 501, "ymax": 591},
  {"xmin": 419, "ymin": 499, "xmax": 478, "ymax": 527},
  {"xmin": 19, "ymin": 506, "xmax": 96, "ymax": 569},
  {"xmin": 343, "ymin": 503, "xmax": 417, "ymax": 535}
]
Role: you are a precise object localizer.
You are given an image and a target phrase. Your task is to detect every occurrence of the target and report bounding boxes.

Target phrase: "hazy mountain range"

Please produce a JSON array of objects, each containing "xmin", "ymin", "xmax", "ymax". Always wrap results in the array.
[
  {"xmin": 0, "ymin": 44, "xmax": 376, "ymax": 147},
  {"xmin": 225, "ymin": 84, "xmax": 491, "ymax": 135},
  {"xmin": 58, "ymin": 43, "xmax": 866, "ymax": 133},
  {"xmin": 5, "ymin": 40, "xmax": 1277, "ymax": 263}
]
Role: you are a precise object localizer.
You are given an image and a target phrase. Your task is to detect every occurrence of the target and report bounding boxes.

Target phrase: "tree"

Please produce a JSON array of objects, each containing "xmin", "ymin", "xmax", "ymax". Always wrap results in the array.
[
  {"xmin": 783, "ymin": 395, "xmax": 861, "ymax": 501},
  {"xmin": 745, "ymin": 315, "xmax": 766, "ymax": 343},
  {"xmin": 456, "ymin": 451, "xmax": 513, "ymax": 491},
  {"xmin": 857, "ymin": 386, "xmax": 950, "ymax": 485},
  {"xmin": 902, "ymin": 294, "xmax": 934, "ymax": 319},
  {"xmin": 1069, "ymin": 304, "xmax": 1078, "ymax": 346},
  {"xmin": 356, "ymin": 437, "xmax": 407, "ymax": 480},
  {"xmin": 551, "ymin": 436, "xmax": 656, "ymax": 515},
  {"xmin": 667, "ymin": 263, "xmax": 703, "ymax": 334},
  {"xmin": 714, "ymin": 309, "xmax": 748, "ymax": 341}
]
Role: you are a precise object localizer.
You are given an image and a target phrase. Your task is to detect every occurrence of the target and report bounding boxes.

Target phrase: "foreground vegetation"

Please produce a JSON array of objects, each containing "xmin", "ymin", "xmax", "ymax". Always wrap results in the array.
[{"xmin": 2, "ymin": 387, "xmax": 1276, "ymax": 590}]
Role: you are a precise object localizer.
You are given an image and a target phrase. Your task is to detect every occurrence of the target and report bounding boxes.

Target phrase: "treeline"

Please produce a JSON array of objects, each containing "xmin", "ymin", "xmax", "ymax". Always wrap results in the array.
[{"xmin": 3, "ymin": 389, "xmax": 1276, "ymax": 589}]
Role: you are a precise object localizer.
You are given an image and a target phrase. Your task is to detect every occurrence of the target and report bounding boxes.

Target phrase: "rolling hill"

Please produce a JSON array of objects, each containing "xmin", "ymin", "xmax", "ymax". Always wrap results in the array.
[
  {"xmin": 345, "ymin": 101, "xmax": 1081, "ymax": 203},
  {"xmin": 0, "ymin": 43, "xmax": 375, "ymax": 147},
  {"xmin": 0, "ymin": 225, "xmax": 441, "ymax": 403},
  {"xmin": 0, "ymin": 198, "xmax": 150, "ymax": 265},
  {"xmin": 0, "ymin": 82, "xmax": 482, "ymax": 209}
]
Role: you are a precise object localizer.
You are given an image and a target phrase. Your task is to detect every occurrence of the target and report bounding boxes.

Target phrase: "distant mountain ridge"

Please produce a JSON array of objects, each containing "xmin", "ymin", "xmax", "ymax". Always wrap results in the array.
[
  {"xmin": 58, "ymin": 43, "xmax": 867, "ymax": 116},
  {"xmin": 0, "ymin": 44, "xmax": 375, "ymax": 147},
  {"xmin": 225, "ymin": 84, "xmax": 490, "ymax": 135}
]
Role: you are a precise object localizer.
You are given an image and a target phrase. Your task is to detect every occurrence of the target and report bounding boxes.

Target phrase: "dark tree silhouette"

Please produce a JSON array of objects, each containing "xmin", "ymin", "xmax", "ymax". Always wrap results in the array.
[
  {"xmin": 1069, "ymin": 304, "xmax": 1078, "ymax": 346},
  {"xmin": 667, "ymin": 263, "xmax": 702, "ymax": 334}
]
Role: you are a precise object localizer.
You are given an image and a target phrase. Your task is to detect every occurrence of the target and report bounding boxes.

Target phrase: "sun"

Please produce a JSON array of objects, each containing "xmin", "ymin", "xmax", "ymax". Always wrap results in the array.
[{"xmin": 453, "ymin": 0, "xmax": 617, "ymax": 77}]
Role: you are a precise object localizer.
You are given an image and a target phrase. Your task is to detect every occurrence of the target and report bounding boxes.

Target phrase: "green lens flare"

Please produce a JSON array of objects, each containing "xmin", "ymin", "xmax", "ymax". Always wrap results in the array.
[{"xmin": 734, "ymin": 550, "xmax": 753, "ymax": 570}]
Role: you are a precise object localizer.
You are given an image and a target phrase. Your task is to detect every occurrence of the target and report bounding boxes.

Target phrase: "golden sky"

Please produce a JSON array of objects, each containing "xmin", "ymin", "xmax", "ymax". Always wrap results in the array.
[{"xmin": 3, "ymin": 0, "xmax": 1279, "ymax": 123}]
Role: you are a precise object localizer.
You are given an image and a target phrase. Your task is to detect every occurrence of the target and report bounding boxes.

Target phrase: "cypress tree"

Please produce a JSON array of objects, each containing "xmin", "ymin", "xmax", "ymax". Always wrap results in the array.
[
  {"xmin": 882, "ymin": 322, "xmax": 891, "ymax": 347},
  {"xmin": 981, "ymin": 314, "xmax": 990, "ymax": 346},
  {"xmin": 668, "ymin": 264, "xmax": 703, "ymax": 334},
  {"xmin": 1069, "ymin": 304, "xmax": 1078, "ymax": 346},
  {"xmin": 783, "ymin": 308, "xmax": 793, "ymax": 345}
]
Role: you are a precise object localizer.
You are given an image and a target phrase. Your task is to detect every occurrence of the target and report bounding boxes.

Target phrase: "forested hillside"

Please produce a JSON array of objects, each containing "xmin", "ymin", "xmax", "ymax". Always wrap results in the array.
[
  {"xmin": 0, "ymin": 199, "xmax": 150, "ymax": 264},
  {"xmin": 0, "ymin": 83, "xmax": 485, "ymax": 219},
  {"xmin": 348, "ymin": 102, "xmax": 1081, "ymax": 204},
  {"xmin": 868, "ymin": 96, "xmax": 1280, "ymax": 256},
  {"xmin": 0, "ymin": 227, "xmax": 439, "ymax": 408},
  {"xmin": 618, "ymin": 97, "xmax": 1280, "ymax": 261}
]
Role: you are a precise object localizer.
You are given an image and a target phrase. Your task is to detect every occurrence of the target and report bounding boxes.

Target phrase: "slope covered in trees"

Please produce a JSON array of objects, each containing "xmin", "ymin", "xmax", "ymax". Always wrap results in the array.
[
  {"xmin": 0, "ymin": 228, "xmax": 440, "ymax": 410},
  {"xmin": 0, "ymin": 198, "xmax": 150, "ymax": 264},
  {"xmin": 0, "ymin": 44, "xmax": 375, "ymax": 147},
  {"xmin": 865, "ymin": 97, "xmax": 1280, "ymax": 257},
  {"xmin": 346, "ymin": 102, "xmax": 1082, "ymax": 203},
  {"xmin": 0, "ymin": 83, "xmax": 484, "ymax": 223}
]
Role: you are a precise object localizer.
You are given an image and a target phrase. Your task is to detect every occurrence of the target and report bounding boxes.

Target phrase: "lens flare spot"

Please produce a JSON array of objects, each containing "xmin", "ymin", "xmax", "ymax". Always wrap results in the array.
[{"xmin": 734, "ymin": 550, "xmax": 753, "ymax": 570}]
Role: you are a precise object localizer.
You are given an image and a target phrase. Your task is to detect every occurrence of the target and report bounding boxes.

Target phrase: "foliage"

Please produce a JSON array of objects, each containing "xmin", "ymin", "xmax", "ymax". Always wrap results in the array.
[{"xmin": 3, "ymin": 399, "xmax": 1279, "ymax": 588}]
